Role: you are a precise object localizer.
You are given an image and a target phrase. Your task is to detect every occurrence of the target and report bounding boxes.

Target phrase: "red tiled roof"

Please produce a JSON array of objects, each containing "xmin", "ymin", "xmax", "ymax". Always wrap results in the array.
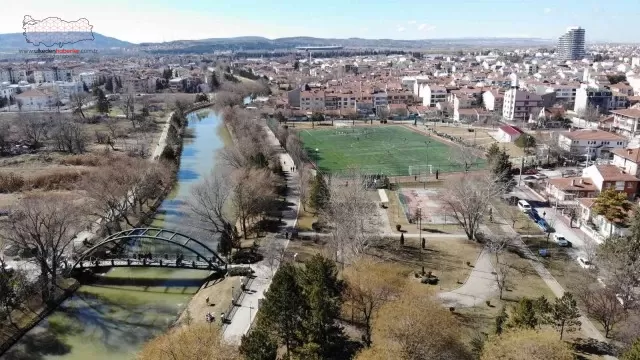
[{"xmin": 498, "ymin": 125, "xmax": 524, "ymax": 136}]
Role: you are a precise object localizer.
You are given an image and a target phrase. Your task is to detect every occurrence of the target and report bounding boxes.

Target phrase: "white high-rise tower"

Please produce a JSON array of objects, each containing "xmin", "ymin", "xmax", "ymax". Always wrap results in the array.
[{"xmin": 557, "ymin": 26, "xmax": 586, "ymax": 61}]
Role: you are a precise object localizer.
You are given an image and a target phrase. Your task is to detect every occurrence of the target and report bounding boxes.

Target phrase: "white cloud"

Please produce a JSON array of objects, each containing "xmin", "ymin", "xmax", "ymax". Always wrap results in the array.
[
  {"xmin": 408, "ymin": 20, "xmax": 417, "ymax": 25},
  {"xmin": 397, "ymin": 26, "xmax": 406, "ymax": 32},
  {"xmin": 543, "ymin": 8, "xmax": 552, "ymax": 14},
  {"xmin": 418, "ymin": 23, "xmax": 436, "ymax": 31}
]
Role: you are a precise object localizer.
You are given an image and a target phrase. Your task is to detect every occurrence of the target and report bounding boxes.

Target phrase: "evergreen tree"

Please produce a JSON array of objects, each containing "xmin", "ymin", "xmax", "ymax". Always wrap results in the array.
[
  {"xmin": 95, "ymin": 88, "xmax": 110, "ymax": 114},
  {"xmin": 259, "ymin": 264, "xmax": 308, "ymax": 357},
  {"xmin": 82, "ymin": 81, "xmax": 89, "ymax": 92},
  {"xmin": 592, "ymin": 188, "xmax": 632, "ymax": 236},
  {"xmin": 490, "ymin": 149, "xmax": 514, "ymax": 191},
  {"xmin": 105, "ymin": 77, "xmax": 114, "ymax": 93},
  {"xmin": 551, "ymin": 292, "xmax": 581, "ymax": 339},
  {"xmin": 508, "ymin": 298, "xmax": 540, "ymax": 330},
  {"xmin": 210, "ymin": 72, "xmax": 220, "ymax": 90},
  {"xmin": 486, "ymin": 143, "xmax": 501, "ymax": 164},
  {"xmin": 299, "ymin": 255, "xmax": 345, "ymax": 358},
  {"xmin": 494, "ymin": 306, "xmax": 508, "ymax": 335},
  {"xmin": 622, "ymin": 338, "xmax": 640, "ymax": 360},
  {"xmin": 162, "ymin": 68, "xmax": 172, "ymax": 82},
  {"xmin": 239, "ymin": 326, "xmax": 278, "ymax": 360},
  {"xmin": 309, "ymin": 173, "xmax": 330, "ymax": 212}
]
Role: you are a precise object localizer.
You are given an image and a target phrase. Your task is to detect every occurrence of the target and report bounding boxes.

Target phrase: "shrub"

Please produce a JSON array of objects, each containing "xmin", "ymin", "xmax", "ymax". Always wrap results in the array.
[
  {"xmin": 24, "ymin": 170, "xmax": 88, "ymax": 191},
  {"xmin": 227, "ymin": 266, "xmax": 254, "ymax": 277},
  {"xmin": 0, "ymin": 173, "xmax": 25, "ymax": 193},
  {"xmin": 396, "ymin": 224, "xmax": 402, "ymax": 231},
  {"xmin": 60, "ymin": 154, "xmax": 103, "ymax": 166},
  {"xmin": 231, "ymin": 250, "xmax": 263, "ymax": 264}
]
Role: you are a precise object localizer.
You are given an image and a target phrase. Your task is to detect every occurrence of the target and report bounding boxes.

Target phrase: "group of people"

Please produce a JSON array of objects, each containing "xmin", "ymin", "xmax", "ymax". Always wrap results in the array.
[{"xmin": 205, "ymin": 312, "xmax": 224, "ymax": 324}]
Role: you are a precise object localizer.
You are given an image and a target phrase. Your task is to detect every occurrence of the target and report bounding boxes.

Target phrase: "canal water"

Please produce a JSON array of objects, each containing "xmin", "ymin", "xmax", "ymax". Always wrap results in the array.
[{"xmin": 2, "ymin": 108, "xmax": 227, "ymax": 360}]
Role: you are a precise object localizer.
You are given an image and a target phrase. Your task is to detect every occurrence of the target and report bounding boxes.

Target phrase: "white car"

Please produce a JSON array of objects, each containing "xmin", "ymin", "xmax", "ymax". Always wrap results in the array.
[
  {"xmin": 553, "ymin": 233, "xmax": 569, "ymax": 247},
  {"xmin": 577, "ymin": 256, "xmax": 594, "ymax": 269}
]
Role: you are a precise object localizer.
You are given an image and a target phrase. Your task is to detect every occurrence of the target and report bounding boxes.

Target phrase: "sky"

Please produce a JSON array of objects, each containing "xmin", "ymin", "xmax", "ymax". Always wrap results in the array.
[{"xmin": 2, "ymin": 0, "xmax": 640, "ymax": 43}]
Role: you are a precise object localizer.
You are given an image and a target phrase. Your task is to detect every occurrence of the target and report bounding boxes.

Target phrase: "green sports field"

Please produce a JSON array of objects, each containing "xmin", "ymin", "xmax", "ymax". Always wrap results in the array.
[{"xmin": 299, "ymin": 125, "xmax": 484, "ymax": 176}]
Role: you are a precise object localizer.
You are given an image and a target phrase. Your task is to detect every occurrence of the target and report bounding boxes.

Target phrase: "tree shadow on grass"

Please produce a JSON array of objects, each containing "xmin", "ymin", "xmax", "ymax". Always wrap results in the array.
[{"xmin": 2, "ymin": 330, "xmax": 72, "ymax": 360}]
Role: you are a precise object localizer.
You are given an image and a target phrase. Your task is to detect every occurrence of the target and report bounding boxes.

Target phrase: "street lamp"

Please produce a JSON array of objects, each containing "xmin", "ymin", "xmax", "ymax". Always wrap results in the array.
[
  {"xmin": 231, "ymin": 286, "xmax": 235, "ymax": 304},
  {"xmin": 315, "ymin": 148, "xmax": 319, "ymax": 169}
]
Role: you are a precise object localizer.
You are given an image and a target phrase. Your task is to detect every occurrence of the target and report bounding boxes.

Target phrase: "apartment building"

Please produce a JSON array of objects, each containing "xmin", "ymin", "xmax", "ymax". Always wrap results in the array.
[
  {"xmin": 78, "ymin": 72, "xmax": 97, "ymax": 88},
  {"xmin": 612, "ymin": 148, "xmax": 640, "ymax": 176},
  {"xmin": 574, "ymin": 86, "xmax": 613, "ymax": 114},
  {"xmin": 557, "ymin": 129, "xmax": 628, "ymax": 159},
  {"xmin": 33, "ymin": 69, "xmax": 56, "ymax": 84},
  {"xmin": 502, "ymin": 89, "xmax": 543, "ymax": 121},
  {"xmin": 533, "ymin": 84, "xmax": 579, "ymax": 107},
  {"xmin": 420, "ymin": 84, "xmax": 447, "ymax": 107},
  {"xmin": 14, "ymin": 89, "xmax": 53, "ymax": 111},
  {"xmin": 300, "ymin": 90, "xmax": 326, "ymax": 112},
  {"xmin": 611, "ymin": 108, "xmax": 640, "ymax": 137},
  {"xmin": 124, "ymin": 76, "xmax": 155, "ymax": 94},
  {"xmin": 482, "ymin": 89, "xmax": 504, "ymax": 112},
  {"xmin": 557, "ymin": 26, "xmax": 586, "ymax": 61}
]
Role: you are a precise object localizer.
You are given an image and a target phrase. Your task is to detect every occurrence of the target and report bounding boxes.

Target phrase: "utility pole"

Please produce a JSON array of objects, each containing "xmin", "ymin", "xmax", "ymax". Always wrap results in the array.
[{"xmin": 518, "ymin": 156, "xmax": 525, "ymax": 186}]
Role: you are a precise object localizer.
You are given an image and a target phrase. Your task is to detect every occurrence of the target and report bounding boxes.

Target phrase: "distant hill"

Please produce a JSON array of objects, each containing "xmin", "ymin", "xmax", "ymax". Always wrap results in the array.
[
  {"xmin": 137, "ymin": 36, "xmax": 554, "ymax": 53},
  {"xmin": 0, "ymin": 32, "xmax": 134, "ymax": 49}
]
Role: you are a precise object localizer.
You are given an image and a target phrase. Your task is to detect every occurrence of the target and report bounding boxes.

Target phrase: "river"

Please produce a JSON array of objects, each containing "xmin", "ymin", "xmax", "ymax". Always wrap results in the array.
[{"xmin": 2, "ymin": 108, "xmax": 226, "ymax": 360}]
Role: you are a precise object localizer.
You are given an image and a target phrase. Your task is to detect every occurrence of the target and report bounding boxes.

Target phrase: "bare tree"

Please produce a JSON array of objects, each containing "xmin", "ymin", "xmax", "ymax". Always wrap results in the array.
[
  {"xmin": 286, "ymin": 133, "xmax": 306, "ymax": 168},
  {"xmin": 321, "ymin": 170, "xmax": 380, "ymax": 266},
  {"xmin": 188, "ymin": 168, "xmax": 238, "ymax": 256},
  {"xmin": 0, "ymin": 194, "xmax": 84, "ymax": 301},
  {"xmin": 231, "ymin": 167, "xmax": 281, "ymax": 238},
  {"xmin": 17, "ymin": 113, "xmax": 49, "ymax": 149},
  {"xmin": 0, "ymin": 121, "xmax": 11, "ymax": 154},
  {"xmin": 51, "ymin": 115, "xmax": 89, "ymax": 154},
  {"xmin": 299, "ymin": 168, "xmax": 311, "ymax": 212},
  {"xmin": 578, "ymin": 285, "xmax": 627, "ymax": 338},
  {"xmin": 440, "ymin": 174, "xmax": 504, "ymax": 241},
  {"xmin": 487, "ymin": 236, "xmax": 515, "ymax": 300},
  {"xmin": 69, "ymin": 92, "xmax": 90, "ymax": 119},
  {"xmin": 118, "ymin": 93, "xmax": 136, "ymax": 123},
  {"xmin": 578, "ymin": 103, "xmax": 601, "ymax": 123}
]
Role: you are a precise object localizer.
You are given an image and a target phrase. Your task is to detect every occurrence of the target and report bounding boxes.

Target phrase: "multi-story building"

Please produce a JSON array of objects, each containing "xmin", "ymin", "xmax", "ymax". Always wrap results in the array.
[
  {"xmin": 502, "ymin": 88, "xmax": 543, "ymax": 121},
  {"xmin": 14, "ymin": 89, "xmax": 54, "ymax": 111},
  {"xmin": 124, "ymin": 76, "xmax": 155, "ymax": 94},
  {"xmin": 420, "ymin": 84, "xmax": 447, "ymax": 107},
  {"xmin": 54, "ymin": 68, "xmax": 73, "ymax": 82},
  {"xmin": 612, "ymin": 148, "xmax": 640, "ymax": 177},
  {"xmin": 557, "ymin": 26, "xmax": 586, "ymax": 61},
  {"xmin": 574, "ymin": 86, "xmax": 613, "ymax": 114},
  {"xmin": 557, "ymin": 129, "xmax": 628, "ymax": 160},
  {"xmin": 33, "ymin": 69, "xmax": 56, "ymax": 84},
  {"xmin": 300, "ymin": 90, "xmax": 325, "ymax": 112},
  {"xmin": 78, "ymin": 72, "xmax": 97, "ymax": 88},
  {"xmin": 533, "ymin": 84, "xmax": 579, "ymax": 108},
  {"xmin": 482, "ymin": 89, "xmax": 504, "ymax": 112},
  {"xmin": 611, "ymin": 108, "xmax": 640, "ymax": 138}
]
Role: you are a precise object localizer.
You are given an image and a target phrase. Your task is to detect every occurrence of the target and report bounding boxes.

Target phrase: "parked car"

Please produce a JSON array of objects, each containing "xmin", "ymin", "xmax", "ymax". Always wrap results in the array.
[
  {"xmin": 577, "ymin": 257, "xmax": 594, "ymax": 270},
  {"xmin": 517, "ymin": 200, "xmax": 532, "ymax": 213},
  {"xmin": 524, "ymin": 168, "xmax": 538, "ymax": 175},
  {"xmin": 553, "ymin": 233, "xmax": 569, "ymax": 247},
  {"xmin": 535, "ymin": 173, "xmax": 548, "ymax": 180}
]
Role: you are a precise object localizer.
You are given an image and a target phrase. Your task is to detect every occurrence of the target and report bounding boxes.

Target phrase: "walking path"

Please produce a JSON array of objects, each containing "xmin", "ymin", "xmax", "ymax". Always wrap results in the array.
[
  {"xmin": 222, "ymin": 125, "xmax": 300, "ymax": 344},
  {"xmin": 438, "ymin": 248, "xmax": 498, "ymax": 307},
  {"xmin": 490, "ymin": 207, "xmax": 617, "ymax": 359}
]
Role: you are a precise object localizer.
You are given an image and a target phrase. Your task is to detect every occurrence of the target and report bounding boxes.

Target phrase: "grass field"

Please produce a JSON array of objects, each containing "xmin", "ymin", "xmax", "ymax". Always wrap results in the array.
[{"xmin": 299, "ymin": 125, "xmax": 484, "ymax": 175}]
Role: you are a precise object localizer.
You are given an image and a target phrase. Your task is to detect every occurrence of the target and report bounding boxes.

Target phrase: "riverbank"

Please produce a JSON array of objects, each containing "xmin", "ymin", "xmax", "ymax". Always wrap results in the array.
[{"xmin": 1, "ymin": 104, "xmax": 226, "ymax": 360}]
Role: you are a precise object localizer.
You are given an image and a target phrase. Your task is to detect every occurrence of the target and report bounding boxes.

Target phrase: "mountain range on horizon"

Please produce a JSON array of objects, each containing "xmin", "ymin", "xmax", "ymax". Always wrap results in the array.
[{"xmin": 0, "ymin": 32, "xmax": 556, "ymax": 52}]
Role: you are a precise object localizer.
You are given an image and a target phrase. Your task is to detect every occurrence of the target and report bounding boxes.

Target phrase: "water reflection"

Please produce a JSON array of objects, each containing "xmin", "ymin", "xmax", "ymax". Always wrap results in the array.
[{"xmin": 4, "ymin": 109, "xmax": 225, "ymax": 360}]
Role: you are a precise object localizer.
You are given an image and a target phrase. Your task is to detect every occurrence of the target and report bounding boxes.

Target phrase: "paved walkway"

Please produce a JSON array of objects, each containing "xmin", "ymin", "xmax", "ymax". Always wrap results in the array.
[
  {"xmin": 222, "ymin": 125, "xmax": 300, "ymax": 344},
  {"xmin": 438, "ymin": 248, "xmax": 498, "ymax": 307},
  {"xmin": 490, "ymin": 206, "xmax": 617, "ymax": 359}
]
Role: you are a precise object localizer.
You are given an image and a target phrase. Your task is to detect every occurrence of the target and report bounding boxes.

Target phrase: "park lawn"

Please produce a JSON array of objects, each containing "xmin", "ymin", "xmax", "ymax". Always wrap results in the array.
[
  {"xmin": 491, "ymin": 200, "xmax": 545, "ymax": 236},
  {"xmin": 385, "ymin": 188, "xmax": 464, "ymax": 235},
  {"xmin": 296, "ymin": 206, "xmax": 317, "ymax": 231},
  {"xmin": 299, "ymin": 125, "xmax": 484, "ymax": 176}
]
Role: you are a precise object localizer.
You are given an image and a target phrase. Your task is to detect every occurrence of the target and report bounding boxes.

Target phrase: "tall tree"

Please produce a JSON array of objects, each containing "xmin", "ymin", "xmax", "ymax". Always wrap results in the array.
[
  {"xmin": 486, "ymin": 143, "xmax": 501, "ymax": 164},
  {"xmin": 1, "ymin": 194, "xmax": 83, "ymax": 301},
  {"xmin": 138, "ymin": 324, "xmax": 241, "ymax": 360},
  {"xmin": 239, "ymin": 326, "xmax": 278, "ymax": 360},
  {"xmin": 105, "ymin": 77, "xmax": 114, "ymax": 93},
  {"xmin": 578, "ymin": 286, "xmax": 627, "ymax": 338},
  {"xmin": 481, "ymin": 329, "xmax": 574, "ymax": 360},
  {"xmin": 309, "ymin": 173, "xmax": 330, "ymax": 212},
  {"xmin": 299, "ymin": 255, "xmax": 346, "ymax": 358},
  {"xmin": 441, "ymin": 174, "xmax": 504, "ymax": 241},
  {"xmin": 490, "ymin": 149, "xmax": 514, "ymax": 191},
  {"xmin": 358, "ymin": 286, "xmax": 472, "ymax": 360},
  {"xmin": 258, "ymin": 263, "xmax": 308, "ymax": 357},
  {"xmin": 592, "ymin": 188, "xmax": 632, "ymax": 236},
  {"xmin": 551, "ymin": 292, "xmax": 581, "ymax": 340},
  {"xmin": 69, "ymin": 92, "xmax": 89, "ymax": 119},
  {"xmin": 95, "ymin": 88, "xmax": 110, "ymax": 114},
  {"xmin": 343, "ymin": 258, "xmax": 406, "ymax": 347}
]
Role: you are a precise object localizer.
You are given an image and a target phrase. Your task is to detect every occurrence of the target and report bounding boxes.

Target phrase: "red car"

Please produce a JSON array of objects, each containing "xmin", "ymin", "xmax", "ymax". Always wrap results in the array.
[{"xmin": 524, "ymin": 168, "xmax": 538, "ymax": 175}]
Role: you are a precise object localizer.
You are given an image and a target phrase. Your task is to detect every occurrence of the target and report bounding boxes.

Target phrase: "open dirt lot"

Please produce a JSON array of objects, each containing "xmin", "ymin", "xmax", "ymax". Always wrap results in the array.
[{"xmin": 427, "ymin": 124, "xmax": 525, "ymax": 158}]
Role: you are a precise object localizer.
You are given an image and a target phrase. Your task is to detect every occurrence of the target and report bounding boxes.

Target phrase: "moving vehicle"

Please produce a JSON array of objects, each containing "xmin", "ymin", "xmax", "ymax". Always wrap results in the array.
[
  {"xmin": 553, "ymin": 233, "xmax": 569, "ymax": 247},
  {"xmin": 517, "ymin": 200, "xmax": 532, "ymax": 212}
]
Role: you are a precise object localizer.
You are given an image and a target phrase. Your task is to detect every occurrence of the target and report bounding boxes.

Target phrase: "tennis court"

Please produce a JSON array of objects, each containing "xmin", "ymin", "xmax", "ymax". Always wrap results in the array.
[{"xmin": 299, "ymin": 125, "xmax": 484, "ymax": 176}]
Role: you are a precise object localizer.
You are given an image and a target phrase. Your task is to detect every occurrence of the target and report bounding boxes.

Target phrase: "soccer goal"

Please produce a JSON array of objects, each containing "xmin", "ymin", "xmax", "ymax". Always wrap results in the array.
[{"xmin": 408, "ymin": 165, "xmax": 433, "ymax": 177}]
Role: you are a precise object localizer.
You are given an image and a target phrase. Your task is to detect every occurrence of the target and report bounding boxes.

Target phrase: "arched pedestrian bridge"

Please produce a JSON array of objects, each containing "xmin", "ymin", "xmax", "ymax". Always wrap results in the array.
[{"xmin": 65, "ymin": 227, "xmax": 226, "ymax": 275}]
